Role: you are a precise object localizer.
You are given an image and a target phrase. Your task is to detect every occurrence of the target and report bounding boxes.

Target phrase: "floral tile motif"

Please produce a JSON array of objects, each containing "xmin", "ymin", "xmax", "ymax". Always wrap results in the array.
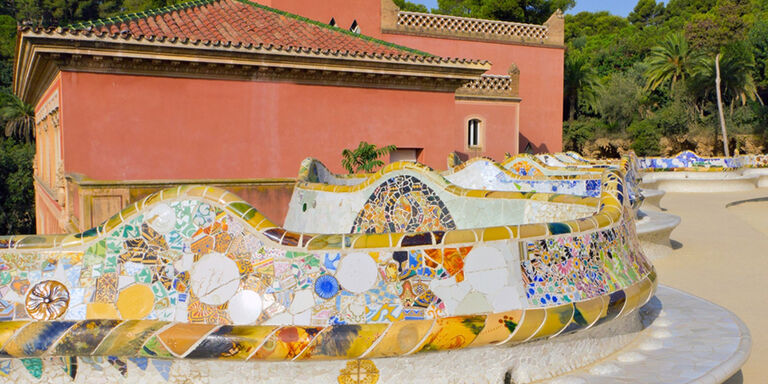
[{"xmin": 351, "ymin": 175, "xmax": 456, "ymax": 234}]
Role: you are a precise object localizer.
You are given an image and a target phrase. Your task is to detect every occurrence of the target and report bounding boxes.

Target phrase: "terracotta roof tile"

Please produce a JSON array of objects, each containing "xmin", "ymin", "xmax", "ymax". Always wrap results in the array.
[{"xmin": 66, "ymin": 0, "xmax": 431, "ymax": 57}]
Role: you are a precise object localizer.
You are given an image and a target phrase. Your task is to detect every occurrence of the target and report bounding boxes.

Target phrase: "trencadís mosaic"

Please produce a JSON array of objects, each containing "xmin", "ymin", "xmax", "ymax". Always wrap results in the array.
[{"xmin": 0, "ymin": 160, "xmax": 654, "ymax": 381}]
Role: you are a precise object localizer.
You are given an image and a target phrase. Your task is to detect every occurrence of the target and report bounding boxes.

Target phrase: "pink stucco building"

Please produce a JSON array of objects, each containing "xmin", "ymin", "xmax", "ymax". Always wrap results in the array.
[{"xmin": 14, "ymin": 0, "xmax": 565, "ymax": 233}]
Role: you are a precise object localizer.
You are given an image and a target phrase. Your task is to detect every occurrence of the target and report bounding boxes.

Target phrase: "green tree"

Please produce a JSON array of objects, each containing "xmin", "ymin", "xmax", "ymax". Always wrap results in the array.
[
  {"xmin": 341, "ymin": 142, "xmax": 396, "ymax": 174},
  {"xmin": 564, "ymin": 51, "xmax": 600, "ymax": 121},
  {"xmin": 436, "ymin": 0, "xmax": 574, "ymax": 24},
  {"xmin": 628, "ymin": 0, "xmax": 665, "ymax": 27},
  {"xmin": 0, "ymin": 136, "xmax": 35, "ymax": 235},
  {"xmin": 684, "ymin": 1, "xmax": 749, "ymax": 53},
  {"xmin": 644, "ymin": 33, "xmax": 705, "ymax": 91},
  {"xmin": 689, "ymin": 42, "xmax": 757, "ymax": 113},
  {"xmin": 597, "ymin": 69, "xmax": 649, "ymax": 131},
  {"xmin": 628, "ymin": 119, "xmax": 661, "ymax": 156},
  {"xmin": 1, "ymin": 93, "xmax": 35, "ymax": 143},
  {"xmin": 393, "ymin": 0, "xmax": 429, "ymax": 12},
  {"xmin": 748, "ymin": 20, "xmax": 768, "ymax": 96}
]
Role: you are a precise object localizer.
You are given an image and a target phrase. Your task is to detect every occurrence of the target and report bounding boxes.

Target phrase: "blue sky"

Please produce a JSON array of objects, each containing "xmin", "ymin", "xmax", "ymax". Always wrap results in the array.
[{"xmin": 410, "ymin": 0, "xmax": 637, "ymax": 17}]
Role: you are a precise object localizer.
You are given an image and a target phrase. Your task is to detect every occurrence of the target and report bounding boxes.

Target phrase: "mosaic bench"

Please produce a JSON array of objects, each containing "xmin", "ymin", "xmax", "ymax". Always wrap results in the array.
[
  {"xmin": 439, "ymin": 153, "xmax": 677, "ymax": 259},
  {"xmin": 639, "ymin": 151, "xmax": 761, "ymax": 193},
  {"xmin": 1, "ymin": 153, "xmax": 756, "ymax": 382}
]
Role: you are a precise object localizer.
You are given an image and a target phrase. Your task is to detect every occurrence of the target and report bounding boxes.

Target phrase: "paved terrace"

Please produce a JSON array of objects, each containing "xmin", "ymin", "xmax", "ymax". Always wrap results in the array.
[{"xmin": 653, "ymin": 188, "xmax": 768, "ymax": 383}]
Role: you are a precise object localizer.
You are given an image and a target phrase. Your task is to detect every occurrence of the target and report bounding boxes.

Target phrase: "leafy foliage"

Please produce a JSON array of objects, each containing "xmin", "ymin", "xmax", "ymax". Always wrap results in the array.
[
  {"xmin": 563, "ymin": 0, "xmax": 768, "ymax": 157},
  {"xmin": 435, "ymin": 0, "xmax": 574, "ymax": 24},
  {"xmin": 0, "ymin": 137, "xmax": 35, "ymax": 235},
  {"xmin": 393, "ymin": 0, "xmax": 429, "ymax": 13},
  {"xmin": 341, "ymin": 142, "xmax": 396, "ymax": 174},
  {"xmin": 2, "ymin": 94, "xmax": 35, "ymax": 142},
  {"xmin": 644, "ymin": 33, "xmax": 705, "ymax": 91},
  {"xmin": 563, "ymin": 51, "xmax": 601, "ymax": 121}
]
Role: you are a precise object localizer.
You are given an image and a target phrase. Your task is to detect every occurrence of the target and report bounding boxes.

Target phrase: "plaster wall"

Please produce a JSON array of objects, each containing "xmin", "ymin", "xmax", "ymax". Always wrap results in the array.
[
  {"xmin": 58, "ymin": 71, "xmax": 518, "ymax": 180},
  {"xmin": 266, "ymin": 0, "xmax": 564, "ymax": 154}
]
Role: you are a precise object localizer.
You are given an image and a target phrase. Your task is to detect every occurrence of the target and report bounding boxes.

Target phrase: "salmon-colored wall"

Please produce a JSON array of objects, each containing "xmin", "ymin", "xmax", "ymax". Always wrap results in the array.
[
  {"xmin": 59, "ymin": 71, "xmax": 517, "ymax": 179},
  {"xmin": 385, "ymin": 35, "xmax": 563, "ymax": 153},
  {"xmin": 267, "ymin": 0, "xmax": 563, "ymax": 153},
  {"xmin": 263, "ymin": 0, "xmax": 382, "ymax": 37}
]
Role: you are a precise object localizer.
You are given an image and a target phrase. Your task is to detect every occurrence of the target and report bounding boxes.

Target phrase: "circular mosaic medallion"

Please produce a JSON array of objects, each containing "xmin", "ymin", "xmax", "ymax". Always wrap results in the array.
[
  {"xmin": 336, "ymin": 253, "xmax": 378, "ymax": 294},
  {"xmin": 190, "ymin": 253, "xmax": 240, "ymax": 305},
  {"xmin": 314, "ymin": 274, "xmax": 340, "ymax": 299},
  {"xmin": 117, "ymin": 284, "xmax": 155, "ymax": 319},
  {"xmin": 228, "ymin": 290, "xmax": 263, "ymax": 325},
  {"xmin": 26, "ymin": 280, "xmax": 70, "ymax": 320}
]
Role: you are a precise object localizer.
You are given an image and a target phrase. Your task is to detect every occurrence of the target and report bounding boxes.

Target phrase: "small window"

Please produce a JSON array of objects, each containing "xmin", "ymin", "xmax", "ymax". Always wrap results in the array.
[
  {"xmin": 390, "ymin": 148, "xmax": 422, "ymax": 163},
  {"xmin": 329, "ymin": 17, "xmax": 336, "ymax": 27},
  {"xmin": 468, "ymin": 119, "xmax": 480, "ymax": 148},
  {"xmin": 350, "ymin": 20, "xmax": 360, "ymax": 34}
]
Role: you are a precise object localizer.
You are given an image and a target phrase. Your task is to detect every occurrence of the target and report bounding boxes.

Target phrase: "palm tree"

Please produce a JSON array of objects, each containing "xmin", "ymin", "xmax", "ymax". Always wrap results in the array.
[
  {"xmin": 1, "ymin": 94, "xmax": 35, "ymax": 143},
  {"xmin": 341, "ymin": 141, "xmax": 396, "ymax": 174},
  {"xmin": 644, "ymin": 33, "xmax": 705, "ymax": 91},
  {"xmin": 689, "ymin": 50, "xmax": 757, "ymax": 113},
  {"xmin": 564, "ymin": 52, "xmax": 601, "ymax": 121}
]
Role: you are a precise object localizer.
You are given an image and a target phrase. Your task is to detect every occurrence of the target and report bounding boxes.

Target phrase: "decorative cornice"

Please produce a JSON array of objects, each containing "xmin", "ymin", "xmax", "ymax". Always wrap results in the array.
[
  {"xmin": 381, "ymin": 0, "xmax": 565, "ymax": 48},
  {"xmin": 455, "ymin": 74, "xmax": 520, "ymax": 102},
  {"xmin": 66, "ymin": 173, "xmax": 296, "ymax": 188},
  {"xmin": 35, "ymin": 89, "xmax": 58, "ymax": 124},
  {"xmin": 14, "ymin": 29, "xmax": 491, "ymax": 105}
]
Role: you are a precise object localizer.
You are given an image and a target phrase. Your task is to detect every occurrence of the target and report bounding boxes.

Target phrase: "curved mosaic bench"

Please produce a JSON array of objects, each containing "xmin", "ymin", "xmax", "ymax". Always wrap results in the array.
[
  {"xmin": 743, "ymin": 154, "xmax": 768, "ymax": 187},
  {"xmin": 0, "ymin": 158, "xmax": 657, "ymax": 381},
  {"xmin": 443, "ymin": 156, "xmax": 604, "ymax": 198},
  {"xmin": 639, "ymin": 188, "xmax": 666, "ymax": 210},
  {"xmin": 640, "ymin": 151, "xmax": 759, "ymax": 193},
  {"xmin": 442, "ymin": 153, "xmax": 678, "ymax": 260},
  {"xmin": 500, "ymin": 153, "xmax": 598, "ymax": 176}
]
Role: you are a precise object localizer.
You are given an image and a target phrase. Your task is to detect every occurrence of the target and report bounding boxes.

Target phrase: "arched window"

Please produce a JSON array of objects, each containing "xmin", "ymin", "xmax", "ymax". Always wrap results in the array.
[
  {"xmin": 329, "ymin": 17, "xmax": 336, "ymax": 27},
  {"xmin": 467, "ymin": 118, "xmax": 481, "ymax": 148}
]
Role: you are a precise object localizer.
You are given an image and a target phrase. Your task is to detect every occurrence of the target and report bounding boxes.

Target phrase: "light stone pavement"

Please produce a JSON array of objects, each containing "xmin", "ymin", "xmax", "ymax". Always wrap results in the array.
[{"xmin": 653, "ymin": 188, "xmax": 768, "ymax": 383}]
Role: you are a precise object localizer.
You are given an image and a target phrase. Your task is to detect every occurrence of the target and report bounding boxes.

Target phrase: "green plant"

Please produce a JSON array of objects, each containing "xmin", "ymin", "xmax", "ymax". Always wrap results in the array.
[
  {"xmin": 644, "ymin": 33, "xmax": 705, "ymax": 91},
  {"xmin": 628, "ymin": 119, "xmax": 661, "ymax": 156},
  {"xmin": 564, "ymin": 51, "xmax": 601, "ymax": 121},
  {"xmin": 1, "ymin": 93, "xmax": 35, "ymax": 143},
  {"xmin": 341, "ymin": 141, "xmax": 396, "ymax": 174},
  {"xmin": 0, "ymin": 136, "xmax": 35, "ymax": 234}
]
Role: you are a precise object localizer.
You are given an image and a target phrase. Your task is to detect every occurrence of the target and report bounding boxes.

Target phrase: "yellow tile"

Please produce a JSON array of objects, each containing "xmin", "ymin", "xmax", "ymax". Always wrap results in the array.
[
  {"xmin": 442, "ymin": 230, "xmax": 476, "ymax": 245},
  {"xmin": 482, "ymin": 226, "xmax": 511, "ymax": 242},
  {"xmin": 117, "ymin": 284, "xmax": 154, "ymax": 319},
  {"xmin": 619, "ymin": 281, "xmax": 646, "ymax": 318},
  {"xmin": 573, "ymin": 296, "xmax": 605, "ymax": 329},
  {"xmin": 86, "ymin": 303, "xmax": 121, "ymax": 320},
  {"xmin": 185, "ymin": 186, "xmax": 208, "ymax": 198},
  {"xmin": 352, "ymin": 234, "xmax": 390, "ymax": 249},
  {"xmin": 143, "ymin": 191, "xmax": 164, "ymax": 208},
  {"xmin": 519, "ymin": 224, "xmax": 547, "ymax": 239},
  {"xmin": 531, "ymin": 304, "xmax": 573, "ymax": 340},
  {"xmin": 299, "ymin": 323, "xmax": 389, "ymax": 360},
  {"xmin": 576, "ymin": 217, "xmax": 597, "ymax": 232},
  {"xmin": 365, "ymin": 320, "xmax": 433, "ymax": 358},
  {"xmin": 469, "ymin": 310, "xmax": 522, "ymax": 347},
  {"xmin": 593, "ymin": 214, "xmax": 612, "ymax": 228},
  {"xmin": 417, "ymin": 315, "xmax": 484, "ymax": 352},
  {"xmin": 157, "ymin": 323, "xmax": 218, "ymax": 357},
  {"xmin": 0, "ymin": 321, "xmax": 27, "ymax": 350},
  {"xmin": 503, "ymin": 308, "xmax": 545, "ymax": 344}
]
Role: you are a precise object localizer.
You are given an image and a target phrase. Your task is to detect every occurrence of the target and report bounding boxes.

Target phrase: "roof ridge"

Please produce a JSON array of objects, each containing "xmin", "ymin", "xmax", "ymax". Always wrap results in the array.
[
  {"xmin": 65, "ymin": 0, "xmax": 435, "ymax": 57},
  {"xmin": 67, "ymin": 0, "xmax": 217, "ymax": 29},
  {"xmin": 232, "ymin": 0, "xmax": 434, "ymax": 57}
]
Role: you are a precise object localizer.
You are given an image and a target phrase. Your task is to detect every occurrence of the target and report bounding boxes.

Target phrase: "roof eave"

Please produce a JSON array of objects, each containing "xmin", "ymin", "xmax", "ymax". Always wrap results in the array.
[{"xmin": 15, "ymin": 30, "xmax": 491, "ymax": 105}]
